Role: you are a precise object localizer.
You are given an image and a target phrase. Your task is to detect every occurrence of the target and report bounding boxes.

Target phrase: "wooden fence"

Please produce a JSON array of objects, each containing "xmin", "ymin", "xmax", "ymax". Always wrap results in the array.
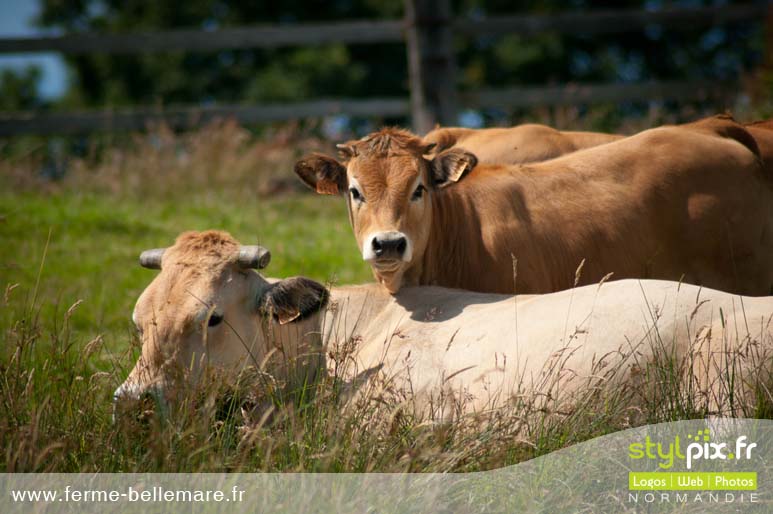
[{"xmin": 0, "ymin": 1, "xmax": 768, "ymax": 136}]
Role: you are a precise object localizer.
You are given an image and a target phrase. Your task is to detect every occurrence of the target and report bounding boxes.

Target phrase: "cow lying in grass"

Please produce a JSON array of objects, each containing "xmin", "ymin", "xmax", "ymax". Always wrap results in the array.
[
  {"xmin": 295, "ymin": 115, "xmax": 773, "ymax": 295},
  {"xmin": 114, "ymin": 231, "xmax": 773, "ymax": 422},
  {"xmin": 422, "ymin": 124, "xmax": 624, "ymax": 165}
]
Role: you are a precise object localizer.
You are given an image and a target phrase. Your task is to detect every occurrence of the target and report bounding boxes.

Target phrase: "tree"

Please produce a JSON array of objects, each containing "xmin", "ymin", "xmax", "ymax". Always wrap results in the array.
[
  {"xmin": 0, "ymin": 67, "xmax": 45, "ymax": 111},
  {"xmin": 35, "ymin": 0, "xmax": 765, "ymax": 122},
  {"xmin": 36, "ymin": 0, "xmax": 407, "ymax": 107}
]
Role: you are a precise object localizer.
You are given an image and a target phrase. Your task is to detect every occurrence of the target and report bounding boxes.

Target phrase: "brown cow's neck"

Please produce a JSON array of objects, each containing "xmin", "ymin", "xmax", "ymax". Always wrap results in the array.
[
  {"xmin": 414, "ymin": 166, "xmax": 583, "ymax": 294},
  {"xmin": 416, "ymin": 182, "xmax": 524, "ymax": 293}
]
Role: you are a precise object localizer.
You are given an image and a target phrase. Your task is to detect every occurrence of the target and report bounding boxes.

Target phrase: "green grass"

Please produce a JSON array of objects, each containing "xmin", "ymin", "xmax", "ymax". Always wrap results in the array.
[
  {"xmin": 0, "ymin": 183, "xmax": 388, "ymax": 472},
  {"xmin": 0, "ymin": 189, "xmax": 371, "ymax": 348}
]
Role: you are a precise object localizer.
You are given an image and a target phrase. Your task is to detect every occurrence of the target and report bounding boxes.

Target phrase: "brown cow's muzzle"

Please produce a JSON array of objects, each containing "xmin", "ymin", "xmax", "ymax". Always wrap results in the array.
[
  {"xmin": 362, "ymin": 231, "xmax": 412, "ymax": 263},
  {"xmin": 361, "ymin": 231, "xmax": 413, "ymax": 293}
]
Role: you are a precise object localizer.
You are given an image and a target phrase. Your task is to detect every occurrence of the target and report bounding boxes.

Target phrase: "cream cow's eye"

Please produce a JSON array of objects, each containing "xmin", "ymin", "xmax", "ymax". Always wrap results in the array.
[{"xmin": 208, "ymin": 313, "xmax": 224, "ymax": 327}]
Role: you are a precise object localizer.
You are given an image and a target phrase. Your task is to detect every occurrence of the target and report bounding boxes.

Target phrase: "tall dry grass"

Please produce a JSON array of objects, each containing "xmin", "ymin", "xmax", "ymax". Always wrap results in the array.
[
  {"xmin": 3, "ymin": 255, "xmax": 773, "ymax": 473},
  {"xmin": 2, "ymin": 120, "xmax": 332, "ymax": 199}
]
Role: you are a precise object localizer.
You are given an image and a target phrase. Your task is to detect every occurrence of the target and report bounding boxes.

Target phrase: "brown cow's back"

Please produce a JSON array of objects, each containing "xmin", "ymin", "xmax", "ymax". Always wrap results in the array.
[
  {"xmin": 680, "ymin": 114, "xmax": 761, "ymax": 158},
  {"xmin": 415, "ymin": 116, "xmax": 773, "ymax": 296},
  {"xmin": 746, "ymin": 119, "xmax": 773, "ymax": 131},
  {"xmin": 422, "ymin": 124, "xmax": 623, "ymax": 165}
]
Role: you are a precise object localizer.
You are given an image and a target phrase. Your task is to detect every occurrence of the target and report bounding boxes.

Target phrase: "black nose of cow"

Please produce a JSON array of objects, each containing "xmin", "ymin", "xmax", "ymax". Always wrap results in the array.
[{"xmin": 372, "ymin": 235, "xmax": 407, "ymax": 259}]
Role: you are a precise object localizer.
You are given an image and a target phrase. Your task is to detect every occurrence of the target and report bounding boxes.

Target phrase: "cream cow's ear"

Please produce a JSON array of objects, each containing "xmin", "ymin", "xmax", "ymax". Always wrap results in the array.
[
  {"xmin": 429, "ymin": 148, "xmax": 477, "ymax": 188},
  {"xmin": 258, "ymin": 277, "xmax": 329, "ymax": 325},
  {"xmin": 294, "ymin": 154, "xmax": 348, "ymax": 196}
]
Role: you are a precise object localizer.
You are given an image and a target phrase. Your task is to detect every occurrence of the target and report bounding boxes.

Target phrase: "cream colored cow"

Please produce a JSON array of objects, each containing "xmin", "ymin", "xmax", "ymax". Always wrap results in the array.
[{"xmin": 115, "ymin": 231, "xmax": 773, "ymax": 420}]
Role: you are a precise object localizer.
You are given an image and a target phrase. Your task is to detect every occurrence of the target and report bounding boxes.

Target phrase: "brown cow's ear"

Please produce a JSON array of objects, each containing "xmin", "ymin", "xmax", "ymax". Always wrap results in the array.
[
  {"xmin": 335, "ymin": 142, "xmax": 358, "ymax": 159},
  {"xmin": 294, "ymin": 154, "xmax": 347, "ymax": 195},
  {"xmin": 258, "ymin": 277, "xmax": 329, "ymax": 325},
  {"xmin": 429, "ymin": 148, "xmax": 477, "ymax": 188}
]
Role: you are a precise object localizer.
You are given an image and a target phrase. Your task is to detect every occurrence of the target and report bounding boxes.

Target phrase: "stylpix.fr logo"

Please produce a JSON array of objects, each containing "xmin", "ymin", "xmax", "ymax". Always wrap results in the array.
[{"xmin": 628, "ymin": 428, "xmax": 757, "ymax": 469}]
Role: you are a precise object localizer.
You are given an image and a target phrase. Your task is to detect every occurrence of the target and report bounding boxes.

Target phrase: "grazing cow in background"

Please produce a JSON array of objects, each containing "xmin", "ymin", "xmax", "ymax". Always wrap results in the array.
[
  {"xmin": 422, "ymin": 124, "xmax": 624, "ymax": 165},
  {"xmin": 294, "ymin": 115, "xmax": 773, "ymax": 295},
  {"xmin": 114, "ymin": 231, "xmax": 773, "ymax": 421}
]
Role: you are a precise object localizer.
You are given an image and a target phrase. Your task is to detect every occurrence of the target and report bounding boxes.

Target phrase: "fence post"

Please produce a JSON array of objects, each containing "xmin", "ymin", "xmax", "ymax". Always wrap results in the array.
[{"xmin": 404, "ymin": 0, "xmax": 458, "ymax": 134}]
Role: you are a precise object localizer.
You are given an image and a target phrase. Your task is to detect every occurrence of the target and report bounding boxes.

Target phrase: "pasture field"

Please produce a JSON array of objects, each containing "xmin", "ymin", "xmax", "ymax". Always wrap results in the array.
[{"xmin": 1, "ymin": 120, "xmax": 771, "ymax": 474}]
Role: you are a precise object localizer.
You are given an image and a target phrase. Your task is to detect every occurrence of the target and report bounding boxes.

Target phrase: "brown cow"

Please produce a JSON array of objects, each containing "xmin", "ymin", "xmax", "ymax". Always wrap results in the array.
[
  {"xmin": 422, "ymin": 124, "xmax": 624, "ymax": 164},
  {"xmin": 294, "ymin": 115, "xmax": 773, "ymax": 295}
]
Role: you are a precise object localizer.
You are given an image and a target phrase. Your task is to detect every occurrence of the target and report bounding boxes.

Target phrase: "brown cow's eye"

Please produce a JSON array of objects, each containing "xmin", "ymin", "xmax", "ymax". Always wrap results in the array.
[
  {"xmin": 349, "ymin": 187, "xmax": 364, "ymax": 202},
  {"xmin": 411, "ymin": 184, "xmax": 425, "ymax": 201},
  {"xmin": 208, "ymin": 313, "xmax": 224, "ymax": 327}
]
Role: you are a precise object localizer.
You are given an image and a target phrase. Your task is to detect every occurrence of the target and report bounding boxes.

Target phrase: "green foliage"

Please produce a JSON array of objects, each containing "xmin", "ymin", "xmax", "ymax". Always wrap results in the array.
[
  {"xmin": 0, "ymin": 67, "xmax": 45, "ymax": 111},
  {"xmin": 35, "ymin": 0, "xmax": 406, "ymax": 108},
  {"xmin": 245, "ymin": 45, "xmax": 367, "ymax": 103},
  {"xmin": 455, "ymin": 0, "xmax": 764, "ymax": 91},
  {"xmin": 29, "ymin": 0, "xmax": 765, "ymax": 112}
]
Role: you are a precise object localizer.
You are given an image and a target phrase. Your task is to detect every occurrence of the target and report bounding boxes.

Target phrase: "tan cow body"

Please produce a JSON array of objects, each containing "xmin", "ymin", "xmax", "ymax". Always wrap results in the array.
[
  {"xmin": 422, "ymin": 124, "xmax": 624, "ymax": 165},
  {"xmin": 295, "ymin": 116, "xmax": 773, "ymax": 295},
  {"xmin": 115, "ymin": 232, "xmax": 773, "ymax": 420}
]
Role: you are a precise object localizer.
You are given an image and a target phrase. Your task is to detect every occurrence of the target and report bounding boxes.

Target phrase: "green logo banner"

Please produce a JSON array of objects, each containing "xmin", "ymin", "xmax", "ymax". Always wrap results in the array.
[{"xmin": 629, "ymin": 472, "xmax": 757, "ymax": 490}]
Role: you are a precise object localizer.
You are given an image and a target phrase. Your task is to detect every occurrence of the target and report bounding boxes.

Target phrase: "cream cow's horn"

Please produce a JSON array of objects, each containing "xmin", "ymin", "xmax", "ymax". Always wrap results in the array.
[
  {"xmin": 139, "ymin": 248, "xmax": 165, "ymax": 269},
  {"xmin": 237, "ymin": 246, "xmax": 271, "ymax": 269}
]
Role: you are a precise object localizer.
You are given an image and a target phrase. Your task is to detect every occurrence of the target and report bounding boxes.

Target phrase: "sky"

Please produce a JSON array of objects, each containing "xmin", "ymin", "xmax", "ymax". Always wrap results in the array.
[{"xmin": 0, "ymin": 0, "xmax": 67, "ymax": 99}]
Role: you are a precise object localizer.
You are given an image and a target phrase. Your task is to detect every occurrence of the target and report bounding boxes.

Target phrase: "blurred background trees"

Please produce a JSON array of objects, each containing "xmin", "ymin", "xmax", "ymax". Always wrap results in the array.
[
  {"xmin": 0, "ymin": 67, "xmax": 45, "ymax": 110},
  {"xmin": 34, "ymin": 0, "xmax": 405, "ymax": 107},
  {"xmin": 7, "ymin": 0, "xmax": 763, "ymax": 116}
]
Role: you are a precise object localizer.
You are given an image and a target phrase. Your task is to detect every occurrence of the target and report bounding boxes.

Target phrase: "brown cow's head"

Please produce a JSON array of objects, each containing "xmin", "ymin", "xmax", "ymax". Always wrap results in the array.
[
  {"xmin": 294, "ymin": 128, "xmax": 477, "ymax": 292},
  {"xmin": 113, "ymin": 231, "xmax": 328, "ymax": 411}
]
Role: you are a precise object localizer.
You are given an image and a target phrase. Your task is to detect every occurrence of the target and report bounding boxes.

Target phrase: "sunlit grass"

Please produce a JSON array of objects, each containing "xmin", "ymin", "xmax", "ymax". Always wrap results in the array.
[{"xmin": 0, "ymin": 189, "xmax": 370, "ymax": 349}]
